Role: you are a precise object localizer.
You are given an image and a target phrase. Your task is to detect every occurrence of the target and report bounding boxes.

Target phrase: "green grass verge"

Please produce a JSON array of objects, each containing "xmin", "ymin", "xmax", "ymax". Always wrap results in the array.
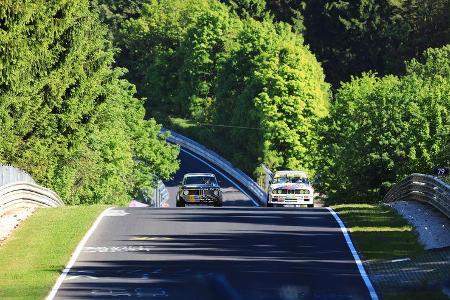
[
  {"xmin": 332, "ymin": 204, "xmax": 450, "ymax": 300},
  {"xmin": 331, "ymin": 204, "xmax": 423, "ymax": 261},
  {"xmin": 0, "ymin": 205, "xmax": 107, "ymax": 299}
]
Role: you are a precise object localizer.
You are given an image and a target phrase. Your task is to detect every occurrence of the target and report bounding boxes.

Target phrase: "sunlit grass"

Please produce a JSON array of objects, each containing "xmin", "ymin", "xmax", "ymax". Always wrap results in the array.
[
  {"xmin": 0, "ymin": 205, "xmax": 107, "ymax": 299},
  {"xmin": 349, "ymin": 226, "xmax": 412, "ymax": 232},
  {"xmin": 332, "ymin": 203, "xmax": 424, "ymax": 260}
]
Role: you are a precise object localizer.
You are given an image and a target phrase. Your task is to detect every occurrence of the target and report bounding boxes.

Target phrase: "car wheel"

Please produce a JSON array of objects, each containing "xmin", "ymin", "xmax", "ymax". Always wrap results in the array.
[
  {"xmin": 176, "ymin": 199, "xmax": 185, "ymax": 207},
  {"xmin": 307, "ymin": 204, "xmax": 314, "ymax": 208},
  {"xmin": 267, "ymin": 202, "xmax": 273, "ymax": 207}
]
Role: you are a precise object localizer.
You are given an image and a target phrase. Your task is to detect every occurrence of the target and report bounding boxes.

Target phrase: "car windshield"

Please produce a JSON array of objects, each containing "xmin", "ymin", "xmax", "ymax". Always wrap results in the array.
[
  {"xmin": 273, "ymin": 176, "xmax": 309, "ymax": 184},
  {"xmin": 184, "ymin": 175, "xmax": 217, "ymax": 185}
]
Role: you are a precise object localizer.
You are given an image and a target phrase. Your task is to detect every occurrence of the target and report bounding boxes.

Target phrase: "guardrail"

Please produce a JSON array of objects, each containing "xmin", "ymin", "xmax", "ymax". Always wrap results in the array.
[
  {"xmin": 384, "ymin": 173, "xmax": 450, "ymax": 218},
  {"xmin": 162, "ymin": 129, "xmax": 267, "ymax": 205},
  {"xmin": 149, "ymin": 180, "xmax": 169, "ymax": 207},
  {"xmin": 0, "ymin": 165, "xmax": 35, "ymax": 186},
  {"xmin": 0, "ymin": 181, "xmax": 64, "ymax": 213}
]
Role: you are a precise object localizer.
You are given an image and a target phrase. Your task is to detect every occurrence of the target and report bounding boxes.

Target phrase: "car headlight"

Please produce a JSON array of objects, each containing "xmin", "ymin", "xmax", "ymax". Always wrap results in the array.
[{"xmin": 183, "ymin": 190, "xmax": 189, "ymax": 195}]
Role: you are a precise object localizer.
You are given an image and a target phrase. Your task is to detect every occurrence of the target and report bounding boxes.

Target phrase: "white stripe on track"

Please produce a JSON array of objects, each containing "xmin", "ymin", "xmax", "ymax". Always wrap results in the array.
[
  {"xmin": 46, "ymin": 207, "xmax": 114, "ymax": 300},
  {"xmin": 180, "ymin": 148, "xmax": 260, "ymax": 207},
  {"xmin": 327, "ymin": 207, "xmax": 379, "ymax": 300}
]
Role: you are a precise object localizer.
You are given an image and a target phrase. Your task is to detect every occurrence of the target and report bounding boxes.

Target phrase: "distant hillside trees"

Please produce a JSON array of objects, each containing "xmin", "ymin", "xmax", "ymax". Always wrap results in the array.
[
  {"xmin": 218, "ymin": 0, "xmax": 450, "ymax": 87},
  {"xmin": 0, "ymin": 0, "xmax": 179, "ymax": 205},
  {"xmin": 316, "ymin": 45, "xmax": 450, "ymax": 202},
  {"xmin": 118, "ymin": 0, "xmax": 330, "ymax": 174}
]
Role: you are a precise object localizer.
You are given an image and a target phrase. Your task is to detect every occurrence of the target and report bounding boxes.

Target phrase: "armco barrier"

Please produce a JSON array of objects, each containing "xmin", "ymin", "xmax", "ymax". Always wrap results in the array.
[
  {"xmin": 0, "ymin": 182, "xmax": 64, "ymax": 213},
  {"xmin": 162, "ymin": 129, "xmax": 267, "ymax": 205},
  {"xmin": 0, "ymin": 165, "xmax": 35, "ymax": 186},
  {"xmin": 384, "ymin": 173, "xmax": 450, "ymax": 218},
  {"xmin": 150, "ymin": 180, "xmax": 169, "ymax": 207}
]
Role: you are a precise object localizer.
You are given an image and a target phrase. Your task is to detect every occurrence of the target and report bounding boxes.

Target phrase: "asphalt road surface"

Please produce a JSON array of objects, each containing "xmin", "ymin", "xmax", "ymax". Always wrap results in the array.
[
  {"xmin": 164, "ymin": 148, "xmax": 256, "ymax": 208},
  {"xmin": 52, "ymin": 207, "xmax": 374, "ymax": 300}
]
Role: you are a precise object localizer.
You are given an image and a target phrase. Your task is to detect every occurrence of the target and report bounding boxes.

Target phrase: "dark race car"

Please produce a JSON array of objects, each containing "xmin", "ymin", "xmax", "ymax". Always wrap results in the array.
[{"xmin": 176, "ymin": 173, "xmax": 223, "ymax": 207}]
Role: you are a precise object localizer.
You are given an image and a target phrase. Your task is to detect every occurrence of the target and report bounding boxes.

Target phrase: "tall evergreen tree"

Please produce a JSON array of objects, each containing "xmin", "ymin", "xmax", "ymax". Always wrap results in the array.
[{"xmin": 0, "ymin": 0, "xmax": 179, "ymax": 205}]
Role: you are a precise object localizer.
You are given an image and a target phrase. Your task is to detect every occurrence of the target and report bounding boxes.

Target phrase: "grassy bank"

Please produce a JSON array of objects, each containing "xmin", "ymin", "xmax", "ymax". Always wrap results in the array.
[
  {"xmin": 333, "ymin": 204, "xmax": 449, "ymax": 300},
  {"xmin": 0, "ymin": 205, "xmax": 107, "ymax": 299},
  {"xmin": 332, "ymin": 204, "xmax": 423, "ymax": 260}
]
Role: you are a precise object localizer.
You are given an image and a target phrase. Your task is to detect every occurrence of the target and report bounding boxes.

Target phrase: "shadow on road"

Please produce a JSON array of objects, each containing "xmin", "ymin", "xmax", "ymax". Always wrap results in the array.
[{"xmin": 55, "ymin": 208, "xmax": 373, "ymax": 300}]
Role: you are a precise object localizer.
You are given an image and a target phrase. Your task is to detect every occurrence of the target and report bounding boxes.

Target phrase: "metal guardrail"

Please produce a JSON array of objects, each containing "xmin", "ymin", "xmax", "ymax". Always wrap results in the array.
[
  {"xmin": 0, "ymin": 165, "xmax": 35, "ymax": 186},
  {"xmin": 0, "ymin": 165, "xmax": 64, "ymax": 213},
  {"xmin": 162, "ymin": 129, "xmax": 267, "ymax": 205},
  {"xmin": 0, "ymin": 182, "xmax": 64, "ymax": 213},
  {"xmin": 384, "ymin": 173, "xmax": 450, "ymax": 218},
  {"xmin": 149, "ymin": 180, "xmax": 169, "ymax": 207}
]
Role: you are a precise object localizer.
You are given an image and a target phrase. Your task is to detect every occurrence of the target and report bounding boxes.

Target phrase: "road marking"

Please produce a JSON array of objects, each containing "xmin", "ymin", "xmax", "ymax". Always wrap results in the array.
[
  {"xmin": 180, "ymin": 148, "xmax": 260, "ymax": 207},
  {"xmin": 65, "ymin": 275, "xmax": 98, "ymax": 281},
  {"xmin": 83, "ymin": 246, "xmax": 155, "ymax": 253},
  {"xmin": 130, "ymin": 236, "xmax": 173, "ymax": 241},
  {"xmin": 105, "ymin": 209, "xmax": 129, "ymax": 217},
  {"xmin": 326, "ymin": 207, "xmax": 379, "ymax": 300},
  {"xmin": 390, "ymin": 257, "xmax": 411, "ymax": 263},
  {"xmin": 46, "ymin": 207, "xmax": 114, "ymax": 300}
]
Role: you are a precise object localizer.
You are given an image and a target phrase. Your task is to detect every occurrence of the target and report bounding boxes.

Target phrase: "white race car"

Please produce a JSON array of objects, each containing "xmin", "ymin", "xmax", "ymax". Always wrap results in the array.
[{"xmin": 267, "ymin": 170, "xmax": 314, "ymax": 207}]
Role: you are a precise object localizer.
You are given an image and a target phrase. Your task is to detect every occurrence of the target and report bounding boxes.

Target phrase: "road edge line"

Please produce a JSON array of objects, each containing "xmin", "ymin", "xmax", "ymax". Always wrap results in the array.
[
  {"xmin": 180, "ymin": 148, "xmax": 260, "ymax": 207},
  {"xmin": 46, "ymin": 207, "xmax": 115, "ymax": 300},
  {"xmin": 326, "ymin": 207, "xmax": 379, "ymax": 300}
]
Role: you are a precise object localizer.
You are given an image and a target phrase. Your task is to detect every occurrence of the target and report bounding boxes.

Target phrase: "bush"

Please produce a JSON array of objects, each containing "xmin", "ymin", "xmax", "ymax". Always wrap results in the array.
[{"xmin": 317, "ymin": 45, "xmax": 450, "ymax": 202}]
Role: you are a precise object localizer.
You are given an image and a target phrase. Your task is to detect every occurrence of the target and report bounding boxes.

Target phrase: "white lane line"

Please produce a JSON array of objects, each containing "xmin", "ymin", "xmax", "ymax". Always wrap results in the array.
[
  {"xmin": 180, "ymin": 148, "xmax": 260, "ymax": 207},
  {"xmin": 326, "ymin": 207, "xmax": 379, "ymax": 300},
  {"xmin": 46, "ymin": 207, "xmax": 115, "ymax": 300}
]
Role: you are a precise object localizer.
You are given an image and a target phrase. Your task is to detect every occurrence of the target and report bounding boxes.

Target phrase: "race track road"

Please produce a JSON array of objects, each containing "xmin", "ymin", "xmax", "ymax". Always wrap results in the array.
[
  {"xmin": 48, "ymin": 145, "xmax": 377, "ymax": 300},
  {"xmin": 49, "ymin": 207, "xmax": 376, "ymax": 300}
]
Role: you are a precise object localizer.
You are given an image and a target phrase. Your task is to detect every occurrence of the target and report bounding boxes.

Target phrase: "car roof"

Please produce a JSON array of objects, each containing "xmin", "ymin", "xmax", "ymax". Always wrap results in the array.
[
  {"xmin": 274, "ymin": 170, "xmax": 308, "ymax": 177},
  {"xmin": 183, "ymin": 173, "xmax": 216, "ymax": 177}
]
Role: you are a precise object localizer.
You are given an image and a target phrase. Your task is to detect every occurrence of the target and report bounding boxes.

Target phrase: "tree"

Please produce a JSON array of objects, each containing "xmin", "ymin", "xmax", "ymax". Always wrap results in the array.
[
  {"xmin": 119, "ymin": 0, "xmax": 211, "ymax": 114},
  {"xmin": 215, "ymin": 20, "xmax": 330, "ymax": 173},
  {"xmin": 316, "ymin": 45, "xmax": 450, "ymax": 202},
  {"xmin": 0, "ymin": 0, "xmax": 179, "ymax": 205},
  {"xmin": 177, "ymin": 4, "xmax": 237, "ymax": 122}
]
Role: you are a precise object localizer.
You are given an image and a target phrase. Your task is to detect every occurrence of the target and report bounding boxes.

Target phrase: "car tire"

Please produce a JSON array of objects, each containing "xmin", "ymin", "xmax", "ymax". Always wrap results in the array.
[
  {"xmin": 214, "ymin": 201, "xmax": 223, "ymax": 207},
  {"xmin": 176, "ymin": 199, "xmax": 185, "ymax": 207},
  {"xmin": 307, "ymin": 204, "xmax": 314, "ymax": 208},
  {"xmin": 267, "ymin": 202, "xmax": 273, "ymax": 207}
]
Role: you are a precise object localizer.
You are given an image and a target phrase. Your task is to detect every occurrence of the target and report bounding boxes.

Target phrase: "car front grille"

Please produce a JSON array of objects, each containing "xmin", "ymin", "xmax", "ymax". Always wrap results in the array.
[
  {"xmin": 186, "ymin": 190, "xmax": 200, "ymax": 195},
  {"xmin": 275, "ymin": 189, "xmax": 310, "ymax": 195},
  {"xmin": 185, "ymin": 189, "xmax": 217, "ymax": 196}
]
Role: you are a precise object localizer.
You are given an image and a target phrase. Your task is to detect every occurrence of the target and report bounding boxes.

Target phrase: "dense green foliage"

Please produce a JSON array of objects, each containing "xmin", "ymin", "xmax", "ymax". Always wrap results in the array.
[
  {"xmin": 117, "ymin": 0, "xmax": 329, "ymax": 174},
  {"xmin": 317, "ymin": 46, "xmax": 450, "ymax": 202},
  {"xmin": 301, "ymin": 0, "xmax": 450, "ymax": 86},
  {"xmin": 0, "ymin": 0, "xmax": 179, "ymax": 205},
  {"xmin": 216, "ymin": 0, "xmax": 450, "ymax": 87},
  {"xmin": 64, "ymin": 0, "xmax": 449, "ymax": 203},
  {"xmin": 214, "ymin": 20, "xmax": 329, "ymax": 172}
]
